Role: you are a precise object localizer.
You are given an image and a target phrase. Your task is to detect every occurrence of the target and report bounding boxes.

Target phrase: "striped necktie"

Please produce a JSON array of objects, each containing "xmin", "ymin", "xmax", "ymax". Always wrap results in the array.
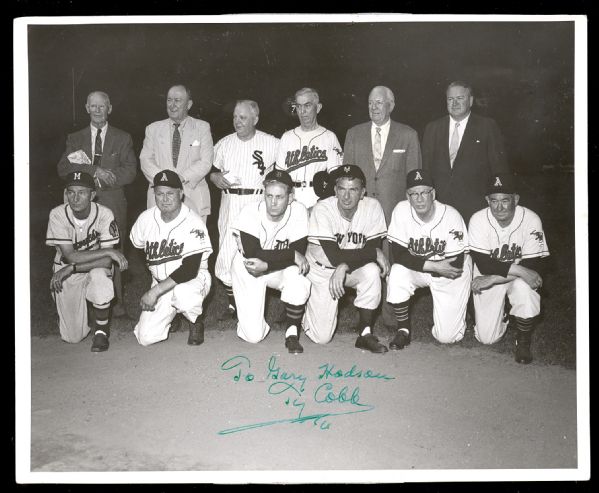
[
  {"xmin": 93, "ymin": 127, "xmax": 102, "ymax": 166},
  {"xmin": 373, "ymin": 126, "xmax": 382, "ymax": 170},
  {"xmin": 172, "ymin": 123, "xmax": 181, "ymax": 167}
]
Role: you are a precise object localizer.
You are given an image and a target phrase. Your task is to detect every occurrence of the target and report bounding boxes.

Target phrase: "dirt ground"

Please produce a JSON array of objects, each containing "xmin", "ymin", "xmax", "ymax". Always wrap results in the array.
[{"xmin": 29, "ymin": 327, "xmax": 577, "ymax": 477}]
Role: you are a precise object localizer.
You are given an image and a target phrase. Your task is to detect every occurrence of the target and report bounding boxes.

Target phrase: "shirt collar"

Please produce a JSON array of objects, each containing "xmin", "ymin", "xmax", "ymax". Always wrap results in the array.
[
  {"xmin": 449, "ymin": 113, "xmax": 471, "ymax": 127},
  {"xmin": 90, "ymin": 123, "xmax": 108, "ymax": 133},
  {"xmin": 371, "ymin": 119, "xmax": 391, "ymax": 131}
]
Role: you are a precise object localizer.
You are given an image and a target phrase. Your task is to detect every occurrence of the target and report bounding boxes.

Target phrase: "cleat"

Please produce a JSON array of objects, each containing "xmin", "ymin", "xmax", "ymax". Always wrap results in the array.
[
  {"xmin": 389, "ymin": 330, "xmax": 411, "ymax": 350},
  {"xmin": 355, "ymin": 334, "xmax": 388, "ymax": 353},
  {"xmin": 91, "ymin": 332, "xmax": 109, "ymax": 352},
  {"xmin": 188, "ymin": 319, "xmax": 205, "ymax": 346},
  {"xmin": 285, "ymin": 335, "xmax": 303, "ymax": 354}
]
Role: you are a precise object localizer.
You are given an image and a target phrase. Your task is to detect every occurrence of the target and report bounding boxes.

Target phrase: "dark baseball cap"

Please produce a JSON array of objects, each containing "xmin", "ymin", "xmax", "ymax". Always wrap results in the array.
[
  {"xmin": 263, "ymin": 169, "xmax": 293, "ymax": 188},
  {"xmin": 313, "ymin": 170, "xmax": 334, "ymax": 199},
  {"xmin": 153, "ymin": 170, "xmax": 183, "ymax": 189},
  {"xmin": 331, "ymin": 164, "xmax": 366, "ymax": 186},
  {"xmin": 64, "ymin": 171, "xmax": 95, "ymax": 190},
  {"xmin": 487, "ymin": 173, "xmax": 517, "ymax": 195},
  {"xmin": 406, "ymin": 169, "xmax": 434, "ymax": 190}
]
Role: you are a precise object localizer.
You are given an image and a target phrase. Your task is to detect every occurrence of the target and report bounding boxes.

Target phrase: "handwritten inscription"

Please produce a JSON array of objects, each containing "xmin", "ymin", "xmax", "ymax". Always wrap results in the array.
[{"xmin": 218, "ymin": 355, "xmax": 394, "ymax": 435}]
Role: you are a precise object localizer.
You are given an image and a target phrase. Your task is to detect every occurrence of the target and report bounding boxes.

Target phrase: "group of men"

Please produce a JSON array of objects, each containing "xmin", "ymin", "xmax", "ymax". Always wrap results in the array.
[{"xmin": 47, "ymin": 81, "xmax": 549, "ymax": 364}]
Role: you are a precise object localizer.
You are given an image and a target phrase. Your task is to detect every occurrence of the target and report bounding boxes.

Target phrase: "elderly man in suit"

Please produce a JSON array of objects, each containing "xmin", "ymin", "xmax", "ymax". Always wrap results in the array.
[
  {"xmin": 140, "ymin": 84, "xmax": 214, "ymax": 224},
  {"xmin": 421, "ymin": 80, "xmax": 510, "ymax": 225},
  {"xmin": 57, "ymin": 90, "xmax": 137, "ymax": 317},
  {"xmin": 343, "ymin": 85, "xmax": 422, "ymax": 327}
]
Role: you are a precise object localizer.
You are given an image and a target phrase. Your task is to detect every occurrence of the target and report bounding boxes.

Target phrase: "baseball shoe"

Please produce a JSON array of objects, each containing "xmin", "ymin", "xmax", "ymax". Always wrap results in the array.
[
  {"xmin": 218, "ymin": 306, "xmax": 237, "ymax": 321},
  {"xmin": 514, "ymin": 330, "xmax": 533, "ymax": 364},
  {"xmin": 285, "ymin": 335, "xmax": 303, "ymax": 354},
  {"xmin": 91, "ymin": 331, "xmax": 109, "ymax": 352},
  {"xmin": 355, "ymin": 334, "xmax": 388, "ymax": 354},
  {"xmin": 389, "ymin": 330, "xmax": 411, "ymax": 350},
  {"xmin": 188, "ymin": 319, "xmax": 205, "ymax": 346},
  {"xmin": 169, "ymin": 314, "xmax": 182, "ymax": 333}
]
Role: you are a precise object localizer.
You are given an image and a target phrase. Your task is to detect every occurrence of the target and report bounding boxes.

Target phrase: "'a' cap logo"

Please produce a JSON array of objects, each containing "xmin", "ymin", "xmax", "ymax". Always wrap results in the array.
[
  {"xmin": 74, "ymin": 172, "xmax": 81, "ymax": 180},
  {"xmin": 344, "ymin": 166, "xmax": 350, "ymax": 172},
  {"xmin": 414, "ymin": 171, "xmax": 422, "ymax": 181},
  {"xmin": 494, "ymin": 177, "xmax": 503, "ymax": 187},
  {"xmin": 161, "ymin": 173, "xmax": 168, "ymax": 182}
]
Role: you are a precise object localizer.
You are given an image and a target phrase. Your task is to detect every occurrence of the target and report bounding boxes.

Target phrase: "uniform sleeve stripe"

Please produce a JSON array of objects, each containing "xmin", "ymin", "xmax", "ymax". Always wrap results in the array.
[
  {"xmin": 521, "ymin": 251, "xmax": 550, "ymax": 259},
  {"xmin": 445, "ymin": 247, "xmax": 468, "ymax": 256},
  {"xmin": 46, "ymin": 237, "xmax": 71, "ymax": 243},
  {"xmin": 309, "ymin": 234, "xmax": 336, "ymax": 241},
  {"xmin": 366, "ymin": 231, "xmax": 387, "ymax": 240},
  {"xmin": 469, "ymin": 246, "xmax": 490, "ymax": 254}
]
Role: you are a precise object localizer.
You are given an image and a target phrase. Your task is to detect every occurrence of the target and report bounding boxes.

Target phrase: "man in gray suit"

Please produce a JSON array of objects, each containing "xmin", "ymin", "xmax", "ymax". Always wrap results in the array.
[
  {"xmin": 343, "ymin": 85, "xmax": 422, "ymax": 327},
  {"xmin": 140, "ymin": 85, "xmax": 214, "ymax": 224}
]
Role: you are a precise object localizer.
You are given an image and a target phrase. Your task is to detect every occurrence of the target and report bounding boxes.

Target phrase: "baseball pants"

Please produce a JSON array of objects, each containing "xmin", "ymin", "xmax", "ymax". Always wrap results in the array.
[
  {"xmin": 52, "ymin": 267, "xmax": 114, "ymax": 343},
  {"xmin": 134, "ymin": 272, "xmax": 211, "ymax": 346},
  {"xmin": 472, "ymin": 265, "xmax": 541, "ymax": 344},
  {"xmin": 387, "ymin": 255, "xmax": 473, "ymax": 343},
  {"xmin": 303, "ymin": 261, "xmax": 382, "ymax": 344},
  {"xmin": 231, "ymin": 253, "xmax": 311, "ymax": 343},
  {"xmin": 215, "ymin": 193, "xmax": 263, "ymax": 287}
]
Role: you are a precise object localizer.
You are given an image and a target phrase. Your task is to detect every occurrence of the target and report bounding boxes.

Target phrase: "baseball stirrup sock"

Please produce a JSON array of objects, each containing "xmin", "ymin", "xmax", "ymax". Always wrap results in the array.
[
  {"xmin": 515, "ymin": 316, "xmax": 534, "ymax": 332},
  {"xmin": 358, "ymin": 308, "xmax": 375, "ymax": 333},
  {"xmin": 285, "ymin": 325, "xmax": 298, "ymax": 338},
  {"xmin": 224, "ymin": 285, "xmax": 236, "ymax": 310},
  {"xmin": 391, "ymin": 301, "xmax": 410, "ymax": 333},
  {"xmin": 284, "ymin": 302, "xmax": 305, "ymax": 328}
]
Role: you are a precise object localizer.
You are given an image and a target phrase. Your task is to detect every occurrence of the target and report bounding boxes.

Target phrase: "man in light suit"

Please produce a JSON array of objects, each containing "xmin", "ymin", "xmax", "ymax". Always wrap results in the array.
[
  {"xmin": 343, "ymin": 85, "xmax": 422, "ymax": 327},
  {"xmin": 140, "ymin": 85, "xmax": 214, "ymax": 224},
  {"xmin": 422, "ymin": 80, "xmax": 510, "ymax": 225},
  {"xmin": 57, "ymin": 90, "xmax": 137, "ymax": 318}
]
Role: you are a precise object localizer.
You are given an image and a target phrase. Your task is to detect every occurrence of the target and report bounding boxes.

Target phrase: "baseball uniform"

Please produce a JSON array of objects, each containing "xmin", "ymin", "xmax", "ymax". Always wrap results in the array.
[
  {"xmin": 468, "ymin": 205, "xmax": 550, "ymax": 344},
  {"xmin": 213, "ymin": 130, "xmax": 279, "ymax": 287},
  {"xmin": 46, "ymin": 202, "xmax": 119, "ymax": 343},
  {"xmin": 276, "ymin": 126, "xmax": 343, "ymax": 208},
  {"xmin": 230, "ymin": 200, "xmax": 311, "ymax": 343},
  {"xmin": 130, "ymin": 203, "xmax": 213, "ymax": 346},
  {"xmin": 387, "ymin": 200, "xmax": 471, "ymax": 343},
  {"xmin": 303, "ymin": 196, "xmax": 387, "ymax": 344}
]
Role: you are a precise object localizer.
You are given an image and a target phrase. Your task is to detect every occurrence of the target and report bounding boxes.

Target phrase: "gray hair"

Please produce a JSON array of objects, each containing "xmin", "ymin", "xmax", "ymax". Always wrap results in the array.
[
  {"xmin": 235, "ymin": 99, "xmax": 260, "ymax": 117},
  {"xmin": 169, "ymin": 85, "xmax": 193, "ymax": 100},
  {"xmin": 86, "ymin": 91, "xmax": 111, "ymax": 106},
  {"xmin": 447, "ymin": 80, "xmax": 473, "ymax": 97},
  {"xmin": 295, "ymin": 87, "xmax": 320, "ymax": 103},
  {"xmin": 369, "ymin": 86, "xmax": 395, "ymax": 104}
]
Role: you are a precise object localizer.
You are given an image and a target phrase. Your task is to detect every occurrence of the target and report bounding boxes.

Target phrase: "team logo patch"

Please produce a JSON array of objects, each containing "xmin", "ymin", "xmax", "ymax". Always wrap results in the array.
[
  {"xmin": 333, "ymin": 146, "xmax": 343, "ymax": 157},
  {"xmin": 449, "ymin": 229, "xmax": 463, "ymax": 241},
  {"xmin": 531, "ymin": 230, "xmax": 544, "ymax": 242},
  {"xmin": 344, "ymin": 166, "xmax": 350, "ymax": 173},
  {"xmin": 252, "ymin": 150, "xmax": 266, "ymax": 175},
  {"xmin": 190, "ymin": 228, "xmax": 205, "ymax": 239},
  {"xmin": 493, "ymin": 176, "xmax": 503, "ymax": 187},
  {"xmin": 414, "ymin": 171, "xmax": 423, "ymax": 181},
  {"xmin": 109, "ymin": 220, "xmax": 119, "ymax": 238},
  {"xmin": 74, "ymin": 172, "xmax": 81, "ymax": 180},
  {"xmin": 161, "ymin": 172, "xmax": 168, "ymax": 181}
]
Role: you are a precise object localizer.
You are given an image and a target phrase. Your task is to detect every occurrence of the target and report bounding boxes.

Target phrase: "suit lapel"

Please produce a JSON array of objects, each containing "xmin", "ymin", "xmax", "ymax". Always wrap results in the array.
[
  {"xmin": 161, "ymin": 119, "xmax": 175, "ymax": 169},
  {"xmin": 453, "ymin": 114, "xmax": 475, "ymax": 169},
  {"xmin": 81, "ymin": 127, "xmax": 93, "ymax": 163},
  {"xmin": 177, "ymin": 118, "xmax": 193, "ymax": 167},
  {"xmin": 103, "ymin": 126, "xmax": 114, "ymax": 159},
  {"xmin": 378, "ymin": 120, "xmax": 399, "ymax": 174}
]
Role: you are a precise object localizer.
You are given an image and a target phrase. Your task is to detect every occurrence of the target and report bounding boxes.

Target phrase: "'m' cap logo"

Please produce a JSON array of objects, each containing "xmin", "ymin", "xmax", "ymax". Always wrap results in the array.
[
  {"xmin": 161, "ymin": 173, "xmax": 168, "ymax": 181},
  {"xmin": 494, "ymin": 177, "xmax": 503, "ymax": 187},
  {"xmin": 414, "ymin": 171, "xmax": 422, "ymax": 181},
  {"xmin": 74, "ymin": 172, "xmax": 81, "ymax": 180},
  {"xmin": 276, "ymin": 171, "xmax": 282, "ymax": 178},
  {"xmin": 344, "ymin": 166, "xmax": 350, "ymax": 172}
]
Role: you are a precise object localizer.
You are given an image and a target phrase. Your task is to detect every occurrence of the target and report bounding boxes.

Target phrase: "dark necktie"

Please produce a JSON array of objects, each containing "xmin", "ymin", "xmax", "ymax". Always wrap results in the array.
[
  {"xmin": 172, "ymin": 123, "xmax": 181, "ymax": 167},
  {"xmin": 93, "ymin": 127, "xmax": 103, "ymax": 166}
]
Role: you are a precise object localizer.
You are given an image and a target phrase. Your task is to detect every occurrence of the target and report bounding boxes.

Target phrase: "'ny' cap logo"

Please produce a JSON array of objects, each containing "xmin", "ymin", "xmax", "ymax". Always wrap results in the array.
[
  {"xmin": 414, "ymin": 171, "xmax": 422, "ymax": 181},
  {"xmin": 74, "ymin": 172, "xmax": 81, "ymax": 180},
  {"xmin": 161, "ymin": 173, "xmax": 168, "ymax": 182},
  {"xmin": 276, "ymin": 171, "xmax": 282, "ymax": 178},
  {"xmin": 344, "ymin": 166, "xmax": 350, "ymax": 172},
  {"xmin": 494, "ymin": 176, "xmax": 503, "ymax": 187}
]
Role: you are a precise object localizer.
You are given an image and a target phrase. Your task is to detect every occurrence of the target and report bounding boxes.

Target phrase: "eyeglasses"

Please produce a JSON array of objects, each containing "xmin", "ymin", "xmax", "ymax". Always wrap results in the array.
[
  {"xmin": 293, "ymin": 102, "xmax": 315, "ymax": 112},
  {"xmin": 407, "ymin": 189, "xmax": 433, "ymax": 200}
]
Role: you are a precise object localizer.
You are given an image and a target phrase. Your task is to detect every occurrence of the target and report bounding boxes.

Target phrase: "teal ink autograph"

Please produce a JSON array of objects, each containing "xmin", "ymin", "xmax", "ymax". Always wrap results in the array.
[{"xmin": 218, "ymin": 355, "xmax": 394, "ymax": 435}]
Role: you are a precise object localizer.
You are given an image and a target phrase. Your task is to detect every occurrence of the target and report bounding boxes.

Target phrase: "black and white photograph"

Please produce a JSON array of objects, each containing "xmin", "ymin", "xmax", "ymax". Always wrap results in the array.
[{"xmin": 14, "ymin": 13, "xmax": 589, "ymax": 484}]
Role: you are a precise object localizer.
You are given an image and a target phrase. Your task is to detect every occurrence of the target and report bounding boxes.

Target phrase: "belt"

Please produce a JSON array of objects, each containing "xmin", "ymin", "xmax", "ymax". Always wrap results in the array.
[
  {"xmin": 293, "ymin": 181, "xmax": 313, "ymax": 188},
  {"xmin": 315, "ymin": 260, "xmax": 335, "ymax": 270},
  {"xmin": 224, "ymin": 188, "xmax": 263, "ymax": 195}
]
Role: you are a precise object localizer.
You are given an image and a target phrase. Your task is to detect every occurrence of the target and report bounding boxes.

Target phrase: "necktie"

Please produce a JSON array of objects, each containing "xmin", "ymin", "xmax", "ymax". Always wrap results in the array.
[
  {"xmin": 373, "ymin": 126, "xmax": 382, "ymax": 170},
  {"xmin": 449, "ymin": 122, "xmax": 460, "ymax": 168},
  {"xmin": 93, "ymin": 127, "xmax": 102, "ymax": 166},
  {"xmin": 172, "ymin": 123, "xmax": 181, "ymax": 167}
]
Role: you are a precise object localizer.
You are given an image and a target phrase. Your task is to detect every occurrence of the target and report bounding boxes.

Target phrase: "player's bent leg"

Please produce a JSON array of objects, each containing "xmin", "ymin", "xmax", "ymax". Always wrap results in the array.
[
  {"xmin": 347, "ymin": 262, "xmax": 382, "ymax": 310},
  {"xmin": 386, "ymin": 264, "xmax": 419, "ymax": 304},
  {"xmin": 507, "ymin": 278, "xmax": 541, "ymax": 319},
  {"xmin": 54, "ymin": 273, "xmax": 91, "ymax": 343},
  {"xmin": 278, "ymin": 265, "xmax": 312, "ymax": 306},
  {"xmin": 85, "ymin": 268, "xmax": 115, "ymax": 307},
  {"xmin": 134, "ymin": 290, "xmax": 176, "ymax": 346},
  {"xmin": 473, "ymin": 282, "xmax": 509, "ymax": 345},
  {"xmin": 231, "ymin": 254, "xmax": 270, "ymax": 343},
  {"xmin": 302, "ymin": 264, "xmax": 337, "ymax": 344},
  {"xmin": 172, "ymin": 272, "xmax": 211, "ymax": 323}
]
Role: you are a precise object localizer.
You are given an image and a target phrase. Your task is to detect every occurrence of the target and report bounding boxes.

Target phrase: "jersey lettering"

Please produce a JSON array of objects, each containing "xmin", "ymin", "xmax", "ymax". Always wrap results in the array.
[
  {"xmin": 408, "ymin": 237, "xmax": 447, "ymax": 257},
  {"xmin": 73, "ymin": 229, "xmax": 100, "ymax": 250},
  {"xmin": 285, "ymin": 145, "xmax": 328, "ymax": 171},
  {"xmin": 145, "ymin": 239, "xmax": 185, "ymax": 263},
  {"xmin": 274, "ymin": 239, "xmax": 289, "ymax": 250},
  {"xmin": 252, "ymin": 150, "xmax": 266, "ymax": 175},
  {"xmin": 334, "ymin": 231, "xmax": 366, "ymax": 247},
  {"xmin": 490, "ymin": 243, "xmax": 522, "ymax": 262}
]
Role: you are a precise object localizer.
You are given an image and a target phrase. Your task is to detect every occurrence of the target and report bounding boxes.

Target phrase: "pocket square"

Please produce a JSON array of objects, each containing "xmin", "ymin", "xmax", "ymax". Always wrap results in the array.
[
  {"xmin": 476, "ymin": 140, "xmax": 481, "ymax": 143},
  {"xmin": 393, "ymin": 149, "xmax": 406, "ymax": 153},
  {"xmin": 191, "ymin": 140, "xmax": 201, "ymax": 147},
  {"xmin": 67, "ymin": 149, "xmax": 91, "ymax": 164}
]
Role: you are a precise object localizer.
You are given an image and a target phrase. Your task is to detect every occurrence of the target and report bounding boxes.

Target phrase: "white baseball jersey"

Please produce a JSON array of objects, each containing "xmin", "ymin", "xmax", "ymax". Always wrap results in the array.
[
  {"xmin": 468, "ymin": 205, "xmax": 550, "ymax": 264},
  {"xmin": 231, "ymin": 200, "xmax": 309, "ymax": 252},
  {"xmin": 387, "ymin": 200, "xmax": 468, "ymax": 260},
  {"xmin": 276, "ymin": 126, "xmax": 343, "ymax": 208},
  {"xmin": 306, "ymin": 196, "xmax": 387, "ymax": 267},
  {"xmin": 130, "ymin": 203, "xmax": 213, "ymax": 281},
  {"xmin": 46, "ymin": 202, "xmax": 120, "ymax": 265},
  {"xmin": 213, "ymin": 130, "xmax": 279, "ymax": 188}
]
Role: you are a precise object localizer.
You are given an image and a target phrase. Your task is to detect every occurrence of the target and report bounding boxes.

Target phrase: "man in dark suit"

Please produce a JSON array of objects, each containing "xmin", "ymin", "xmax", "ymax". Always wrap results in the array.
[
  {"xmin": 343, "ymin": 85, "xmax": 422, "ymax": 327},
  {"xmin": 422, "ymin": 81, "xmax": 510, "ymax": 225},
  {"xmin": 57, "ymin": 91, "xmax": 137, "ymax": 317}
]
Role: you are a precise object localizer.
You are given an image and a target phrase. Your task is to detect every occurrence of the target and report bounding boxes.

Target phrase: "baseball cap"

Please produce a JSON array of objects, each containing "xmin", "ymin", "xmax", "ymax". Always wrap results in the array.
[
  {"xmin": 263, "ymin": 169, "xmax": 293, "ymax": 188},
  {"xmin": 406, "ymin": 169, "xmax": 434, "ymax": 190},
  {"xmin": 331, "ymin": 164, "xmax": 366, "ymax": 186},
  {"xmin": 487, "ymin": 173, "xmax": 517, "ymax": 195},
  {"xmin": 153, "ymin": 170, "xmax": 183, "ymax": 189},
  {"xmin": 64, "ymin": 171, "xmax": 95, "ymax": 190},
  {"xmin": 313, "ymin": 170, "xmax": 334, "ymax": 199}
]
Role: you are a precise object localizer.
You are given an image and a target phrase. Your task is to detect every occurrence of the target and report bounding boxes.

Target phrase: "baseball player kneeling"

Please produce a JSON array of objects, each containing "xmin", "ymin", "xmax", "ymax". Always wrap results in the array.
[
  {"xmin": 46, "ymin": 172, "xmax": 128, "ymax": 352},
  {"xmin": 303, "ymin": 165, "xmax": 390, "ymax": 353},
  {"xmin": 130, "ymin": 170, "xmax": 213, "ymax": 347},
  {"xmin": 386, "ymin": 169, "xmax": 471, "ymax": 349},
  {"xmin": 230, "ymin": 169, "xmax": 311, "ymax": 354},
  {"xmin": 468, "ymin": 173, "xmax": 549, "ymax": 364}
]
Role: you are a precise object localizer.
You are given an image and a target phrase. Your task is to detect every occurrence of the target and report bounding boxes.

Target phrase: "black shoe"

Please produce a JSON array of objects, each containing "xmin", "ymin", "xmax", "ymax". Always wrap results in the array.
[
  {"xmin": 389, "ymin": 330, "xmax": 411, "ymax": 350},
  {"xmin": 285, "ymin": 335, "xmax": 303, "ymax": 354},
  {"xmin": 355, "ymin": 334, "xmax": 388, "ymax": 353},
  {"xmin": 169, "ymin": 314, "xmax": 182, "ymax": 333},
  {"xmin": 188, "ymin": 319, "xmax": 205, "ymax": 346},
  {"xmin": 91, "ymin": 331, "xmax": 109, "ymax": 352},
  {"xmin": 515, "ymin": 331, "xmax": 532, "ymax": 364},
  {"xmin": 218, "ymin": 306, "xmax": 237, "ymax": 321}
]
